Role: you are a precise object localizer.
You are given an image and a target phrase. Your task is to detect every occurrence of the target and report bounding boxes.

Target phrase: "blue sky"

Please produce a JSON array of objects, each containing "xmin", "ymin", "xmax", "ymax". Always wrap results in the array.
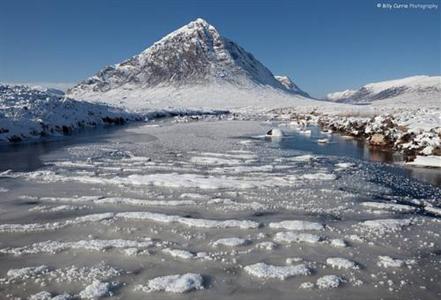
[{"xmin": 1, "ymin": 0, "xmax": 440, "ymax": 97}]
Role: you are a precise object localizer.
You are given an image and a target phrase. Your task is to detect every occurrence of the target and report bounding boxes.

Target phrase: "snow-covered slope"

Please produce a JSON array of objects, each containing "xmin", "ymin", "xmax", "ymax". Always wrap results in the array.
[
  {"xmin": 67, "ymin": 18, "xmax": 310, "ymax": 111},
  {"xmin": 326, "ymin": 75, "xmax": 441, "ymax": 104},
  {"xmin": 0, "ymin": 84, "xmax": 138, "ymax": 143},
  {"xmin": 274, "ymin": 75, "xmax": 310, "ymax": 97}
]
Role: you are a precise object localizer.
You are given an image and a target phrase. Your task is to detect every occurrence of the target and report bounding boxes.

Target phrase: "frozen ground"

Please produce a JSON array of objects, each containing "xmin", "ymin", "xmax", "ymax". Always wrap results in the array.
[{"xmin": 0, "ymin": 119, "xmax": 441, "ymax": 299}]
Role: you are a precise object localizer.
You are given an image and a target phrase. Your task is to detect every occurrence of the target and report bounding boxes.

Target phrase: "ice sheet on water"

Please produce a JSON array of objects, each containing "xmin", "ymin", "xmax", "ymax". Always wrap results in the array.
[
  {"xmin": 0, "ymin": 239, "xmax": 154, "ymax": 256},
  {"xmin": 136, "ymin": 273, "xmax": 204, "ymax": 293},
  {"xmin": 326, "ymin": 257, "xmax": 359, "ymax": 270},
  {"xmin": 79, "ymin": 280, "xmax": 112, "ymax": 299},
  {"xmin": 162, "ymin": 248, "xmax": 195, "ymax": 259},
  {"xmin": 361, "ymin": 202, "xmax": 416, "ymax": 213},
  {"xmin": 116, "ymin": 211, "xmax": 260, "ymax": 229},
  {"xmin": 269, "ymin": 220, "xmax": 324, "ymax": 231},
  {"xmin": 358, "ymin": 218, "xmax": 413, "ymax": 234},
  {"xmin": 273, "ymin": 232, "xmax": 321, "ymax": 244},
  {"xmin": 244, "ymin": 262, "xmax": 311, "ymax": 280},
  {"xmin": 316, "ymin": 275, "xmax": 344, "ymax": 289},
  {"xmin": 212, "ymin": 237, "xmax": 250, "ymax": 247}
]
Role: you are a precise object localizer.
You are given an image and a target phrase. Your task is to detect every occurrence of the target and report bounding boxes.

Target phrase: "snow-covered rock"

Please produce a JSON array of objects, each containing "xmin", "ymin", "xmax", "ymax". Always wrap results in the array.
[{"xmin": 266, "ymin": 128, "xmax": 284, "ymax": 137}]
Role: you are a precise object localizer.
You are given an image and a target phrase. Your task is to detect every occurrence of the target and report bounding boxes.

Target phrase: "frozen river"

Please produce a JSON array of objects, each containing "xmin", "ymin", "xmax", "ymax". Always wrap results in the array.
[{"xmin": 0, "ymin": 119, "xmax": 440, "ymax": 299}]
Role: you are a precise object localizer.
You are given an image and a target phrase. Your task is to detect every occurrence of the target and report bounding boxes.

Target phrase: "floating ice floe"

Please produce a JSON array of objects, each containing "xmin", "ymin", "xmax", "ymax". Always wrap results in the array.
[
  {"xmin": 299, "ymin": 282, "xmax": 315, "ymax": 289},
  {"xmin": 136, "ymin": 273, "xmax": 204, "ymax": 293},
  {"xmin": 273, "ymin": 232, "xmax": 321, "ymax": 244},
  {"xmin": 377, "ymin": 256, "xmax": 416, "ymax": 268},
  {"xmin": 20, "ymin": 170, "xmax": 287, "ymax": 190},
  {"xmin": 286, "ymin": 257, "xmax": 303, "ymax": 265},
  {"xmin": 116, "ymin": 211, "xmax": 261, "ymax": 229},
  {"xmin": 6, "ymin": 265, "xmax": 51, "ymax": 280},
  {"xmin": 300, "ymin": 173, "xmax": 337, "ymax": 181},
  {"xmin": 162, "ymin": 248, "xmax": 195, "ymax": 259},
  {"xmin": 255, "ymin": 241, "xmax": 278, "ymax": 250},
  {"xmin": 285, "ymin": 154, "xmax": 314, "ymax": 162},
  {"xmin": 79, "ymin": 280, "xmax": 112, "ymax": 299},
  {"xmin": 317, "ymin": 138, "xmax": 329, "ymax": 144},
  {"xmin": 269, "ymin": 220, "xmax": 324, "ymax": 231},
  {"xmin": 244, "ymin": 262, "xmax": 310, "ymax": 280},
  {"xmin": 316, "ymin": 275, "xmax": 344, "ymax": 289},
  {"xmin": 329, "ymin": 239, "xmax": 347, "ymax": 248},
  {"xmin": 28, "ymin": 291, "xmax": 72, "ymax": 300},
  {"xmin": 190, "ymin": 156, "xmax": 244, "ymax": 166},
  {"xmin": 406, "ymin": 155, "xmax": 441, "ymax": 168},
  {"xmin": 0, "ymin": 239, "xmax": 154, "ymax": 256},
  {"xmin": 0, "ymin": 212, "xmax": 114, "ymax": 233},
  {"xmin": 326, "ymin": 257, "xmax": 359, "ymax": 270},
  {"xmin": 423, "ymin": 205, "xmax": 441, "ymax": 216},
  {"xmin": 360, "ymin": 202, "xmax": 417, "ymax": 213},
  {"xmin": 1, "ymin": 263, "xmax": 120, "ymax": 287},
  {"xmin": 212, "ymin": 237, "xmax": 250, "ymax": 247},
  {"xmin": 359, "ymin": 218, "xmax": 413, "ymax": 234},
  {"xmin": 335, "ymin": 162, "xmax": 354, "ymax": 169}
]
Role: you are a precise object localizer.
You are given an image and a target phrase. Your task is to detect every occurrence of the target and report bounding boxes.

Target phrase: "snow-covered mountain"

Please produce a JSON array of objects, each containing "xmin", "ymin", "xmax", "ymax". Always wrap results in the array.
[
  {"xmin": 326, "ymin": 75, "xmax": 441, "ymax": 104},
  {"xmin": 67, "ymin": 18, "xmax": 310, "ymax": 111},
  {"xmin": 0, "ymin": 84, "xmax": 138, "ymax": 143}
]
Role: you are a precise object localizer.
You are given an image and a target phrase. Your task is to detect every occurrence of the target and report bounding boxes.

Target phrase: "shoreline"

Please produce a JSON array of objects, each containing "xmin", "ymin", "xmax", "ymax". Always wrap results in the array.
[{"xmin": 268, "ymin": 108, "xmax": 441, "ymax": 168}]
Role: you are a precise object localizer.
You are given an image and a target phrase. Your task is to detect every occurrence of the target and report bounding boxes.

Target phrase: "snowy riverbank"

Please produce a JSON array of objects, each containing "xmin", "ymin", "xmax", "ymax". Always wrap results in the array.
[
  {"xmin": 268, "ymin": 106, "xmax": 441, "ymax": 167},
  {"xmin": 0, "ymin": 84, "xmax": 229, "ymax": 144}
]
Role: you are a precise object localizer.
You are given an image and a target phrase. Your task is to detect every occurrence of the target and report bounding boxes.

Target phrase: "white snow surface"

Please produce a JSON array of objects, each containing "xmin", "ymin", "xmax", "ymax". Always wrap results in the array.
[{"xmin": 0, "ymin": 84, "xmax": 136, "ymax": 143}]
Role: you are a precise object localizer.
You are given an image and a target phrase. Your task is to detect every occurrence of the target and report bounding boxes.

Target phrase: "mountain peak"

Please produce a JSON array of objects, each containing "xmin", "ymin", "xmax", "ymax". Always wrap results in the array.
[
  {"xmin": 189, "ymin": 17, "xmax": 211, "ymax": 28},
  {"xmin": 68, "ymin": 19, "xmax": 309, "ymax": 106}
]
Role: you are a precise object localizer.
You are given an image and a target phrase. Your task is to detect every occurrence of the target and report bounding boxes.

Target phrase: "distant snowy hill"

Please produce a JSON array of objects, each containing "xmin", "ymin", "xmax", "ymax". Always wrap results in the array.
[
  {"xmin": 67, "ymin": 18, "xmax": 311, "ymax": 111},
  {"xmin": 326, "ymin": 75, "xmax": 441, "ymax": 104},
  {"xmin": 0, "ymin": 84, "xmax": 137, "ymax": 143}
]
